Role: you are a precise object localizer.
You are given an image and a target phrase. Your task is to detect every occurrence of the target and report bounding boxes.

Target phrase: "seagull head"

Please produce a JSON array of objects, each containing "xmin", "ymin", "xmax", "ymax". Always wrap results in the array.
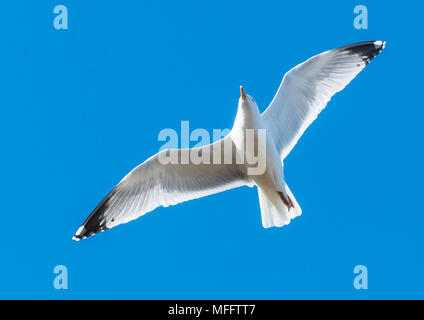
[{"xmin": 239, "ymin": 86, "xmax": 259, "ymax": 113}]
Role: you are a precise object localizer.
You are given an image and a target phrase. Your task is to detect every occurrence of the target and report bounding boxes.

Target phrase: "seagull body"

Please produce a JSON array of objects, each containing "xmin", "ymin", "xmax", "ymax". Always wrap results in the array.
[{"xmin": 73, "ymin": 41, "xmax": 385, "ymax": 241}]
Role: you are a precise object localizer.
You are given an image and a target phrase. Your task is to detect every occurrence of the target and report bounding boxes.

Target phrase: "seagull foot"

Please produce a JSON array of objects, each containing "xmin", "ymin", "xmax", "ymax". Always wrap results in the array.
[{"xmin": 278, "ymin": 191, "xmax": 294, "ymax": 211}]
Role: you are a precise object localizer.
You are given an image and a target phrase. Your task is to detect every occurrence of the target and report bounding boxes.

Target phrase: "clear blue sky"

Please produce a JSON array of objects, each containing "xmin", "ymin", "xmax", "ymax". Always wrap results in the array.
[{"xmin": 0, "ymin": 1, "xmax": 422, "ymax": 299}]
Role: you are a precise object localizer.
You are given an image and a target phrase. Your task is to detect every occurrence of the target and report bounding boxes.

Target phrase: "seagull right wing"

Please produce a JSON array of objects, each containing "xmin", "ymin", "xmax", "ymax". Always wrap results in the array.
[
  {"xmin": 262, "ymin": 41, "xmax": 385, "ymax": 160},
  {"xmin": 73, "ymin": 136, "xmax": 249, "ymax": 240}
]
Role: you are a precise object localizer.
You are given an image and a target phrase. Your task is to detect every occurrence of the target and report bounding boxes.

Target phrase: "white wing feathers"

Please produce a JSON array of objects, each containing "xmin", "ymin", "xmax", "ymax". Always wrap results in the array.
[
  {"xmin": 262, "ymin": 41, "xmax": 385, "ymax": 160},
  {"xmin": 73, "ymin": 137, "xmax": 248, "ymax": 240}
]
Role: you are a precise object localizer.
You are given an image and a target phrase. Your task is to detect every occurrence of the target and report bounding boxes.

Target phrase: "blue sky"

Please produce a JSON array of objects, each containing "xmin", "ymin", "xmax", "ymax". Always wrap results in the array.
[{"xmin": 0, "ymin": 1, "xmax": 422, "ymax": 299}]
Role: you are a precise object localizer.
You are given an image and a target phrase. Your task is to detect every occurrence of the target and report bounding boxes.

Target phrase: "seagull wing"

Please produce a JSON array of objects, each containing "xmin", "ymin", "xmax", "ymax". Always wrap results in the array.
[
  {"xmin": 73, "ymin": 136, "xmax": 249, "ymax": 240},
  {"xmin": 262, "ymin": 41, "xmax": 385, "ymax": 160}
]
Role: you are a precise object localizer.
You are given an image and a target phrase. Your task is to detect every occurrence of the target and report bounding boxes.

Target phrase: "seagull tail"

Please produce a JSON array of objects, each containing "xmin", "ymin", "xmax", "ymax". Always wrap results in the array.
[{"xmin": 258, "ymin": 184, "xmax": 302, "ymax": 228}]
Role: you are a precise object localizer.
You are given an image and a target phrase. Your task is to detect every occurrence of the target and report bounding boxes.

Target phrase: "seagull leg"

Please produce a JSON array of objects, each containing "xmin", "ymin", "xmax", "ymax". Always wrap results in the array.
[{"xmin": 278, "ymin": 191, "xmax": 294, "ymax": 211}]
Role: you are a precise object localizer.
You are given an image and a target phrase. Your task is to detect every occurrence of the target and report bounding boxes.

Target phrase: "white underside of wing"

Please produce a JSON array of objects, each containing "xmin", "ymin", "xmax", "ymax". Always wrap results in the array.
[
  {"xmin": 107, "ymin": 154, "xmax": 247, "ymax": 228},
  {"xmin": 73, "ymin": 136, "xmax": 249, "ymax": 240},
  {"xmin": 262, "ymin": 41, "xmax": 385, "ymax": 160}
]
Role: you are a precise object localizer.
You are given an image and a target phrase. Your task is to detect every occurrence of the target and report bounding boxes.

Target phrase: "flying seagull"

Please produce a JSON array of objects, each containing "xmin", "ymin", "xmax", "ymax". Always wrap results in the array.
[{"xmin": 73, "ymin": 40, "xmax": 385, "ymax": 241}]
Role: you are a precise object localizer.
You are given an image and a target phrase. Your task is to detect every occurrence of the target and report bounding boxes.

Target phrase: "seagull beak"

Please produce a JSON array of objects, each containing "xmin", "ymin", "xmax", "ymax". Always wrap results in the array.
[{"xmin": 240, "ymin": 86, "xmax": 246, "ymax": 100}]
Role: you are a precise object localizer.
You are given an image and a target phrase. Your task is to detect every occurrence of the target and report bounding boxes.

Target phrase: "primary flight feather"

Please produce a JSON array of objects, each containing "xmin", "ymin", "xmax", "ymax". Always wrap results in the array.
[{"xmin": 73, "ymin": 41, "xmax": 385, "ymax": 241}]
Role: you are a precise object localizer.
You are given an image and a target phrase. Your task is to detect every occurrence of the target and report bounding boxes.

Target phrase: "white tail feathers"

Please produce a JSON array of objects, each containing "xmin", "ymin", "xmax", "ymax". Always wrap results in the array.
[{"xmin": 258, "ymin": 184, "xmax": 302, "ymax": 228}]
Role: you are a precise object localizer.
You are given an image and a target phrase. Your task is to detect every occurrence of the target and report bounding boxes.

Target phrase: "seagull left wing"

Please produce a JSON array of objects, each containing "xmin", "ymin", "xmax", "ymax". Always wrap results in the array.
[
  {"xmin": 262, "ymin": 41, "xmax": 385, "ymax": 160},
  {"xmin": 73, "ymin": 136, "xmax": 248, "ymax": 240}
]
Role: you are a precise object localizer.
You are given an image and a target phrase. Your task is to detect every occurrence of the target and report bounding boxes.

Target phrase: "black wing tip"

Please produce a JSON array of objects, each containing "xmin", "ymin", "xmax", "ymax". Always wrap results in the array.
[
  {"xmin": 72, "ymin": 189, "xmax": 116, "ymax": 241},
  {"xmin": 72, "ymin": 225, "xmax": 109, "ymax": 241},
  {"xmin": 337, "ymin": 40, "xmax": 386, "ymax": 65}
]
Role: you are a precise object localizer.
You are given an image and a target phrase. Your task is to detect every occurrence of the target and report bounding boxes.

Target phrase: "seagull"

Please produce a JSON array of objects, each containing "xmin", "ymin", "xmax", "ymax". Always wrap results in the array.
[{"xmin": 73, "ymin": 41, "xmax": 385, "ymax": 241}]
